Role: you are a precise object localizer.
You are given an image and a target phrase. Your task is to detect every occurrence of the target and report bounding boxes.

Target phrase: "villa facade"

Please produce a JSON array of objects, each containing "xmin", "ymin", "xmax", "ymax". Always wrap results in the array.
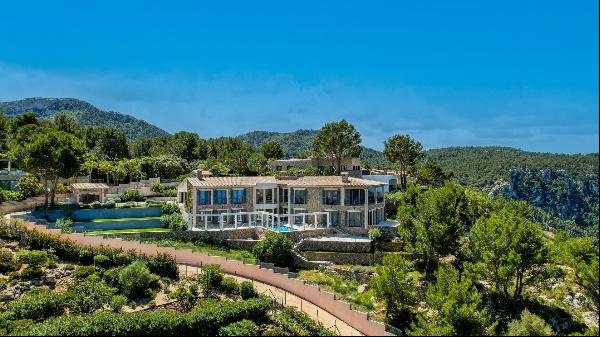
[{"xmin": 177, "ymin": 171, "xmax": 386, "ymax": 231}]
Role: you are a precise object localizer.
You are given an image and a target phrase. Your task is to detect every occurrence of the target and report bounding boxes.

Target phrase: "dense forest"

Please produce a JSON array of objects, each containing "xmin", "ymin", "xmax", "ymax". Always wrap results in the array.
[{"xmin": 0, "ymin": 98, "xmax": 168, "ymax": 139}]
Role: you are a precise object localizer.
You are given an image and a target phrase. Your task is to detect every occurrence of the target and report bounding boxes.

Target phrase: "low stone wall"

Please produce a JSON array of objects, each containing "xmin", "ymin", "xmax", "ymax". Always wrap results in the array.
[
  {"xmin": 116, "ymin": 227, "xmax": 263, "ymax": 243},
  {"xmin": 379, "ymin": 241, "xmax": 404, "ymax": 252},
  {"xmin": 281, "ymin": 228, "xmax": 335, "ymax": 242},
  {"xmin": 302, "ymin": 251, "xmax": 385, "ymax": 266},
  {"xmin": 297, "ymin": 239, "xmax": 372, "ymax": 253},
  {"xmin": 225, "ymin": 239, "xmax": 259, "ymax": 251},
  {"xmin": 341, "ymin": 227, "xmax": 369, "ymax": 236}
]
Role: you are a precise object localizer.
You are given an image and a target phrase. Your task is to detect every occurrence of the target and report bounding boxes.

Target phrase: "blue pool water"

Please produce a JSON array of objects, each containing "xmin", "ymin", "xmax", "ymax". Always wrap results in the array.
[{"xmin": 271, "ymin": 225, "xmax": 294, "ymax": 232}]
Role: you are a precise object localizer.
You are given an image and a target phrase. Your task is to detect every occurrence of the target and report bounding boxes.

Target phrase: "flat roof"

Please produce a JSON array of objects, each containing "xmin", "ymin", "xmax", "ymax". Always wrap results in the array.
[
  {"xmin": 71, "ymin": 183, "xmax": 110, "ymax": 190},
  {"xmin": 187, "ymin": 175, "xmax": 385, "ymax": 188}
]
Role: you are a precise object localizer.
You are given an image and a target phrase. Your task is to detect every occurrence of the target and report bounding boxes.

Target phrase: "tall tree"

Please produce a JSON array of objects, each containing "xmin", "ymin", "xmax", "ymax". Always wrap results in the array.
[
  {"xmin": 0, "ymin": 113, "xmax": 7, "ymax": 151},
  {"xmin": 52, "ymin": 112, "xmax": 80, "ymax": 135},
  {"xmin": 312, "ymin": 120, "xmax": 361, "ymax": 175},
  {"xmin": 83, "ymin": 127, "xmax": 129, "ymax": 160},
  {"xmin": 384, "ymin": 135, "xmax": 424, "ymax": 189},
  {"xmin": 371, "ymin": 254, "xmax": 418, "ymax": 331},
  {"xmin": 260, "ymin": 140, "xmax": 284, "ymax": 160},
  {"xmin": 247, "ymin": 153, "xmax": 269, "ymax": 175},
  {"xmin": 409, "ymin": 161, "xmax": 454, "ymax": 188},
  {"xmin": 171, "ymin": 131, "xmax": 202, "ymax": 162},
  {"xmin": 409, "ymin": 265, "xmax": 491, "ymax": 336},
  {"xmin": 469, "ymin": 201, "xmax": 548, "ymax": 301}
]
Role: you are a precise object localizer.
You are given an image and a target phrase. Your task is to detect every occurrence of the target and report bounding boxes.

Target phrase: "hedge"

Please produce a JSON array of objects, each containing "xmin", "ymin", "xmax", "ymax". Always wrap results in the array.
[
  {"xmin": 0, "ymin": 219, "xmax": 178, "ymax": 279},
  {"xmin": 17, "ymin": 297, "xmax": 274, "ymax": 336}
]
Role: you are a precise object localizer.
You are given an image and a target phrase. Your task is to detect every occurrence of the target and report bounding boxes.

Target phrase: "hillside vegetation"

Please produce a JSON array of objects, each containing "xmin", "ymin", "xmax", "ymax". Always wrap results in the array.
[
  {"xmin": 426, "ymin": 146, "xmax": 599, "ymax": 190},
  {"xmin": 0, "ymin": 98, "xmax": 169, "ymax": 139}
]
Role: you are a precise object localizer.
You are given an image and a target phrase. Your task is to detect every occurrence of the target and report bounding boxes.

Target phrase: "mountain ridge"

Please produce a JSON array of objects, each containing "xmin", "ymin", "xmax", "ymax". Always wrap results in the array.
[{"xmin": 0, "ymin": 97, "xmax": 169, "ymax": 139}]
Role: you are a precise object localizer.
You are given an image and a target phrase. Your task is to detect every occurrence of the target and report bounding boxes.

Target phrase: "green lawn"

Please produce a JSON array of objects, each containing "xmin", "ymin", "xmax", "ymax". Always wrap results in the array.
[
  {"xmin": 89, "ymin": 216, "xmax": 162, "ymax": 223},
  {"xmin": 143, "ymin": 239, "xmax": 257, "ymax": 264},
  {"xmin": 85, "ymin": 227, "xmax": 171, "ymax": 235}
]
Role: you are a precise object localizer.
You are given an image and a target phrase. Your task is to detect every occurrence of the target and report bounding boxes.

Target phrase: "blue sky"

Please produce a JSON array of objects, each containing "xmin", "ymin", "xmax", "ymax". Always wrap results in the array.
[{"xmin": 0, "ymin": 0, "xmax": 598, "ymax": 153}]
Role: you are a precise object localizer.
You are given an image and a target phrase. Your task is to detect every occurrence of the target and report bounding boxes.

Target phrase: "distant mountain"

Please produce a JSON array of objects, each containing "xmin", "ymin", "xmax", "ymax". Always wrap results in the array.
[
  {"xmin": 237, "ymin": 129, "xmax": 391, "ymax": 168},
  {"xmin": 0, "ymin": 97, "xmax": 169, "ymax": 139}
]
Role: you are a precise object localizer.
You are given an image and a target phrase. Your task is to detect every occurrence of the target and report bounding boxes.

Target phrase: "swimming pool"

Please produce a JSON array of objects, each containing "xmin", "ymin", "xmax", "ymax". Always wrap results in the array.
[{"xmin": 270, "ymin": 225, "xmax": 295, "ymax": 232}]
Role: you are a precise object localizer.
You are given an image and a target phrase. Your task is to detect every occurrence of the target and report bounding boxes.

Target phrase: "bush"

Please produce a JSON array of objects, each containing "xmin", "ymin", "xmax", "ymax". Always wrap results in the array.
[
  {"xmin": 6, "ymin": 288, "xmax": 66, "ymax": 321},
  {"xmin": 17, "ymin": 250, "xmax": 49, "ymax": 268},
  {"xmin": 147, "ymin": 253, "xmax": 178, "ymax": 279},
  {"xmin": 119, "ymin": 261, "xmax": 152, "ymax": 299},
  {"xmin": 0, "ymin": 190, "xmax": 24, "ymax": 202},
  {"xmin": 93, "ymin": 254, "xmax": 111, "ymax": 269},
  {"xmin": 506, "ymin": 309, "xmax": 554, "ymax": 336},
  {"xmin": 18, "ymin": 297, "xmax": 273, "ymax": 336},
  {"xmin": 119, "ymin": 189, "xmax": 146, "ymax": 202},
  {"xmin": 112, "ymin": 253, "xmax": 131, "ymax": 267},
  {"xmin": 239, "ymin": 281, "xmax": 258, "ymax": 300},
  {"xmin": 0, "ymin": 248, "xmax": 19, "ymax": 273},
  {"xmin": 17, "ymin": 174, "xmax": 42, "ymax": 198},
  {"xmin": 56, "ymin": 217, "xmax": 74, "ymax": 234},
  {"xmin": 20, "ymin": 267, "xmax": 43, "ymax": 280},
  {"xmin": 161, "ymin": 202, "xmax": 180, "ymax": 215},
  {"xmin": 90, "ymin": 201, "xmax": 102, "ymax": 209},
  {"xmin": 252, "ymin": 232, "xmax": 293, "ymax": 267},
  {"xmin": 220, "ymin": 276, "xmax": 239, "ymax": 294},
  {"xmin": 102, "ymin": 267, "xmax": 122, "ymax": 287},
  {"xmin": 73, "ymin": 265, "xmax": 96, "ymax": 279},
  {"xmin": 104, "ymin": 199, "xmax": 116, "ymax": 209},
  {"xmin": 219, "ymin": 319, "xmax": 258, "ymax": 336},
  {"xmin": 65, "ymin": 276, "xmax": 116, "ymax": 314},
  {"xmin": 269, "ymin": 307, "xmax": 336, "ymax": 336},
  {"xmin": 198, "ymin": 264, "xmax": 223, "ymax": 297},
  {"xmin": 78, "ymin": 250, "xmax": 95, "ymax": 265},
  {"xmin": 109, "ymin": 295, "xmax": 127, "ymax": 312},
  {"xmin": 161, "ymin": 212, "xmax": 186, "ymax": 230}
]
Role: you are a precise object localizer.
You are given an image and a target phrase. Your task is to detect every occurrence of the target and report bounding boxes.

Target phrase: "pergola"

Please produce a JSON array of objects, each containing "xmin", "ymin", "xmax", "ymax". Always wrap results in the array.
[{"xmin": 70, "ymin": 183, "xmax": 110, "ymax": 204}]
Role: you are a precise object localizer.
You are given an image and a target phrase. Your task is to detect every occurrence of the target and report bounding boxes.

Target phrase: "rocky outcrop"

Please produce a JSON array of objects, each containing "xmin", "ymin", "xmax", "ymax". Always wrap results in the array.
[{"xmin": 489, "ymin": 168, "xmax": 599, "ymax": 234}]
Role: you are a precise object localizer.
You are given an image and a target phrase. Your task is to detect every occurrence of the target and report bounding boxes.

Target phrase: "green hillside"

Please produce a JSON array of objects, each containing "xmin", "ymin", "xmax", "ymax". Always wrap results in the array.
[
  {"xmin": 237, "ymin": 129, "xmax": 391, "ymax": 167},
  {"xmin": 425, "ymin": 146, "xmax": 599, "ymax": 190},
  {"xmin": 0, "ymin": 97, "xmax": 169, "ymax": 139}
]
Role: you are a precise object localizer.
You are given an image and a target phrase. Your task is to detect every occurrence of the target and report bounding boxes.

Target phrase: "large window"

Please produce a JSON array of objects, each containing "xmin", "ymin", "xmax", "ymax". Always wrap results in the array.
[
  {"xmin": 377, "ymin": 188, "xmax": 384, "ymax": 203},
  {"xmin": 347, "ymin": 211, "xmax": 363, "ymax": 227},
  {"xmin": 198, "ymin": 190, "xmax": 210, "ymax": 205},
  {"xmin": 344, "ymin": 189, "xmax": 365, "ymax": 205},
  {"xmin": 232, "ymin": 189, "xmax": 245, "ymax": 204},
  {"xmin": 294, "ymin": 189, "xmax": 307, "ymax": 204},
  {"xmin": 322, "ymin": 189, "xmax": 340, "ymax": 205},
  {"xmin": 214, "ymin": 190, "xmax": 227, "ymax": 205},
  {"xmin": 279, "ymin": 188, "xmax": 288, "ymax": 203},
  {"xmin": 265, "ymin": 189, "xmax": 273, "ymax": 203},
  {"xmin": 326, "ymin": 210, "xmax": 340, "ymax": 226},
  {"xmin": 256, "ymin": 189, "xmax": 264, "ymax": 203},
  {"xmin": 368, "ymin": 187, "xmax": 376, "ymax": 204}
]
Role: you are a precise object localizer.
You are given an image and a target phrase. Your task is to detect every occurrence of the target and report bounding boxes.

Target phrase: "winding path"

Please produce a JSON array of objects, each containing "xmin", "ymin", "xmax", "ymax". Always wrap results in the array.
[{"xmin": 16, "ymin": 218, "xmax": 391, "ymax": 336}]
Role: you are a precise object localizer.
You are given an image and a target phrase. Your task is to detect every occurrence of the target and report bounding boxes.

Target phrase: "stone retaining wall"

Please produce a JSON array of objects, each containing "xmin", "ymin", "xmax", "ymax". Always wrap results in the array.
[
  {"xmin": 297, "ymin": 239, "xmax": 372, "ymax": 253},
  {"xmin": 302, "ymin": 251, "xmax": 385, "ymax": 266}
]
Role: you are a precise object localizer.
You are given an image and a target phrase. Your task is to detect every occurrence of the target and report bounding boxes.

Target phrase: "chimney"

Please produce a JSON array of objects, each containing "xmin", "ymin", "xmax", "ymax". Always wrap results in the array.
[
  {"xmin": 193, "ymin": 169, "xmax": 204, "ymax": 180},
  {"xmin": 341, "ymin": 172, "xmax": 350, "ymax": 183}
]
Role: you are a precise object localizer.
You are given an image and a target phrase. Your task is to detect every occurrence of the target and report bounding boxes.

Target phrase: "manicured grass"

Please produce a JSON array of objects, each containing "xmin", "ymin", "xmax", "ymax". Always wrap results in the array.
[
  {"xmin": 144, "ymin": 239, "xmax": 257, "ymax": 265},
  {"xmin": 85, "ymin": 227, "xmax": 171, "ymax": 235},
  {"xmin": 89, "ymin": 216, "xmax": 162, "ymax": 223}
]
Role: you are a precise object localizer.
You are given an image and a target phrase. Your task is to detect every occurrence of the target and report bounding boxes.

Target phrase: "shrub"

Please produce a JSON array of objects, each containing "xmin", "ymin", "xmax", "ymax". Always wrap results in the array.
[
  {"xmin": 109, "ymin": 295, "xmax": 127, "ymax": 312},
  {"xmin": 161, "ymin": 212, "xmax": 186, "ymax": 230},
  {"xmin": 220, "ymin": 276, "xmax": 239, "ymax": 294},
  {"xmin": 102, "ymin": 267, "xmax": 122, "ymax": 287},
  {"xmin": 506, "ymin": 309, "xmax": 554, "ymax": 336},
  {"xmin": 56, "ymin": 217, "xmax": 74, "ymax": 234},
  {"xmin": 239, "ymin": 281, "xmax": 258, "ymax": 300},
  {"xmin": 104, "ymin": 199, "xmax": 116, "ymax": 209},
  {"xmin": 0, "ymin": 278, "xmax": 7, "ymax": 291},
  {"xmin": 65, "ymin": 276, "xmax": 116, "ymax": 314},
  {"xmin": 0, "ymin": 248, "xmax": 19, "ymax": 273},
  {"xmin": 17, "ymin": 174, "xmax": 42, "ymax": 198},
  {"xmin": 90, "ymin": 201, "xmax": 102, "ymax": 209},
  {"xmin": 252, "ymin": 232, "xmax": 293, "ymax": 267},
  {"xmin": 18, "ymin": 297, "xmax": 274, "ymax": 336},
  {"xmin": 161, "ymin": 202, "xmax": 180, "ymax": 215},
  {"xmin": 147, "ymin": 253, "xmax": 178, "ymax": 279},
  {"xmin": 170, "ymin": 283, "xmax": 199, "ymax": 312},
  {"xmin": 17, "ymin": 250, "xmax": 49, "ymax": 268},
  {"xmin": 198, "ymin": 264, "xmax": 223, "ymax": 298},
  {"xmin": 6, "ymin": 288, "xmax": 66, "ymax": 321},
  {"xmin": 73, "ymin": 265, "xmax": 96, "ymax": 279},
  {"xmin": 93, "ymin": 254, "xmax": 111, "ymax": 269},
  {"xmin": 63, "ymin": 264, "xmax": 75, "ymax": 270},
  {"xmin": 269, "ymin": 307, "xmax": 336, "ymax": 336},
  {"xmin": 20, "ymin": 267, "xmax": 43, "ymax": 280},
  {"xmin": 219, "ymin": 319, "xmax": 258, "ymax": 336},
  {"xmin": 119, "ymin": 189, "xmax": 146, "ymax": 202},
  {"xmin": 0, "ymin": 190, "xmax": 24, "ymax": 202},
  {"xmin": 78, "ymin": 250, "xmax": 95, "ymax": 265},
  {"xmin": 112, "ymin": 252, "xmax": 131, "ymax": 266},
  {"xmin": 119, "ymin": 261, "xmax": 152, "ymax": 299}
]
